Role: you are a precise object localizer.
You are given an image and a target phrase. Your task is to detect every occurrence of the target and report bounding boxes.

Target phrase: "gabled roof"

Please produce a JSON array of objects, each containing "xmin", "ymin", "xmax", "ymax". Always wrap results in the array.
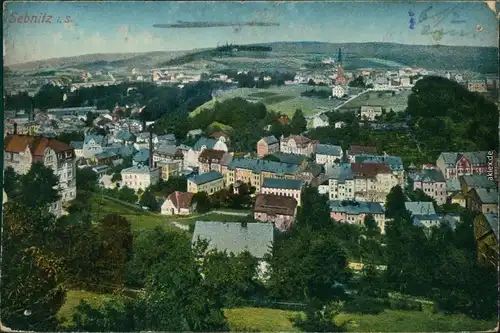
[
  {"xmin": 351, "ymin": 162, "xmax": 391, "ymax": 177},
  {"xmin": 354, "ymin": 154, "xmax": 404, "ymax": 171},
  {"xmin": 405, "ymin": 201, "xmax": 436, "ymax": 215},
  {"xmin": 4, "ymin": 135, "xmax": 73, "ymax": 158},
  {"xmin": 116, "ymin": 130, "xmax": 136, "ymax": 141},
  {"xmin": 326, "ymin": 163, "xmax": 353, "ymax": 182},
  {"xmin": 262, "ymin": 178, "xmax": 303, "ymax": 190},
  {"xmin": 438, "ymin": 151, "xmax": 491, "ymax": 166},
  {"xmin": 282, "ymin": 135, "xmax": 318, "ymax": 147},
  {"xmin": 94, "ymin": 150, "xmax": 117, "ymax": 160},
  {"xmin": 460, "ymin": 175, "xmax": 496, "ymax": 190},
  {"xmin": 260, "ymin": 135, "xmax": 279, "ymax": 145},
  {"xmin": 228, "ymin": 158, "xmax": 299, "ymax": 175},
  {"xmin": 199, "ymin": 149, "xmax": 225, "ymax": 161},
  {"xmin": 316, "ymin": 144, "xmax": 342, "ymax": 156},
  {"xmin": 328, "ymin": 200, "xmax": 384, "ymax": 215},
  {"xmin": 155, "ymin": 145, "xmax": 182, "ymax": 157},
  {"xmin": 412, "ymin": 169, "xmax": 446, "ymax": 183},
  {"xmin": 271, "ymin": 152, "xmax": 308, "ymax": 165},
  {"xmin": 483, "ymin": 213, "xmax": 499, "ymax": 241},
  {"xmin": 83, "ymin": 135, "xmax": 104, "ymax": 145},
  {"xmin": 254, "ymin": 193, "xmax": 298, "ymax": 216},
  {"xmin": 471, "ymin": 188, "xmax": 498, "ymax": 205},
  {"xmin": 446, "ymin": 179, "xmax": 461, "ymax": 192},
  {"xmin": 193, "ymin": 137, "xmax": 218, "ymax": 151},
  {"xmin": 166, "ymin": 191, "xmax": 194, "ymax": 210},
  {"xmin": 70, "ymin": 141, "xmax": 84, "ymax": 149},
  {"xmin": 133, "ymin": 149, "xmax": 150, "ymax": 162},
  {"xmin": 316, "ymin": 113, "xmax": 329, "ymax": 122},
  {"xmin": 349, "ymin": 145, "xmax": 377, "ymax": 155},
  {"xmin": 192, "ymin": 221, "xmax": 274, "ymax": 259},
  {"xmin": 188, "ymin": 171, "xmax": 223, "ymax": 185}
]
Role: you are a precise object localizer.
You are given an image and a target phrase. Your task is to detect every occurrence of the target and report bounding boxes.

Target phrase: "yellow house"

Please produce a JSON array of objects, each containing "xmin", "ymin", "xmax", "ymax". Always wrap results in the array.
[
  {"xmin": 473, "ymin": 213, "xmax": 499, "ymax": 268},
  {"xmin": 451, "ymin": 191, "xmax": 466, "ymax": 207},
  {"xmin": 187, "ymin": 171, "xmax": 224, "ymax": 194},
  {"xmin": 157, "ymin": 160, "xmax": 181, "ymax": 181}
]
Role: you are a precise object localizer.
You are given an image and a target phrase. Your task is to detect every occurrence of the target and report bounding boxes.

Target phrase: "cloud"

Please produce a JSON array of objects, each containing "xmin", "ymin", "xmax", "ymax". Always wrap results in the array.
[{"xmin": 153, "ymin": 20, "xmax": 280, "ymax": 28}]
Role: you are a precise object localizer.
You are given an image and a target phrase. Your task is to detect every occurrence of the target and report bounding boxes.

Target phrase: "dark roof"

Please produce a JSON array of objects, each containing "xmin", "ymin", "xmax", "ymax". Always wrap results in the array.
[
  {"xmin": 282, "ymin": 135, "xmax": 318, "ymax": 147},
  {"xmin": 228, "ymin": 158, "xmax": 300, "ymax": 175},
  {"xmin": 272, "ymin": 152, "xmax": 308, "ymax": 165},
  {"xmin": 188, "ymin": 171, "xmax": 223, "ymax": 185},
  {"xmin": 70, "ymin": 141, "xmax": 84, "ymax": 149},
  {"xmin": 316, "ymin": 144, "xmax": 342, "ymax": 156},
  {"xmin": 351, "ymin": 162, "xmax": 391, "ymax": 177},
  {"xmin": 261, "ymin": 135, "xmax": 279, "ymax": 145},
  {"xmin": 262, "ymin": 178, "xmax": 303, "ymax": 190},
  {"xmin": 254, "ymin": 193, "xmax": 298, "ymax": 216},
  {"xmin": 167, "ymin": 191, "xmax": 194, "ymax": 209},
  {"xmin": 460, "ymin": 175, "xmax": 496, "ymax": 189},
  {"xmin": 328, "ymin": 200, "xmax": 384, "ymax": 215},
  {"xmin": 194, "ymin": 137, "xmax": 218, "ymax": 151},
  {"xmin": 199, "ymin": 149, "xmax": 225, "ymax": 162}
]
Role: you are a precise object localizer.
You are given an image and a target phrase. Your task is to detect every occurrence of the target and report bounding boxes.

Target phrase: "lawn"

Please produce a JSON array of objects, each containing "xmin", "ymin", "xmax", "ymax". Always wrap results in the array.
[
  {"xmin": 341, "ymin": 90, "xmax": 411, "ymax": 112},
  {"xmin": 58, "ymin": 292, "xmax": 496, "ymax": 332},
  {"xmin": 190, "ymin": 85, "xmax": 343, "ymax": 118},
  {"xmin": 91, "ymin": 196, "xmax": 175, "ymax": 231}
]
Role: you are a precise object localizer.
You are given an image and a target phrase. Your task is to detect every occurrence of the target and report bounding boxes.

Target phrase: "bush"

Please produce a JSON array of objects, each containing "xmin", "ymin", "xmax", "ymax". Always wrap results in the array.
[
  {"xmin": 343, "ymin": 296, "xmax": 389, "ymax": 314},
  {"xmin": 389, "ymin": 298, "xmax": 423, "ymax": 311}
]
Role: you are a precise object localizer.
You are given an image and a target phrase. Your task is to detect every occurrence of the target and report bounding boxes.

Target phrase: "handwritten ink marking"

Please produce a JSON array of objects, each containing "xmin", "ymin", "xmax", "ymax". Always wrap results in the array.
[
  {"xmin": 418, "ymin": 5, "xmax": 476, "ymax": 40},
  {"xmin": 7, "ymin": 12, "xmax": 72, "ymax": 24},
  {"xmin": 408, "ymin": 10, "xmax": 416, "ymax": 29}
]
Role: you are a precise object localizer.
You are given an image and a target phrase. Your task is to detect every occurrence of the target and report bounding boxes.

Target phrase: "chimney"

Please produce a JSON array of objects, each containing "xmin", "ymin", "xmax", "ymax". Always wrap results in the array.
[
  {"xmin": 13, "ymin": 123, "xmax": 17, "ymax": 135},
  {"xmin": 149, "ymin": 126, "xmax": 153, "ymax": 169}
]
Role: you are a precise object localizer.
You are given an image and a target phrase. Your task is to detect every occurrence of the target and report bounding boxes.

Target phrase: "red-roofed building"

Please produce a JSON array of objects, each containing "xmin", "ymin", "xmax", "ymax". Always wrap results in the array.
[
  {"xmin": 161, "ymin": 191, "xmax": 196, "ymax": 215},
  {"xmin": 4, "ymin": 134, "xmax": 77, "ymax": 215},
  {"xmin": 254, "ymin": 193, "xmax": 298, "ymax": 231}
]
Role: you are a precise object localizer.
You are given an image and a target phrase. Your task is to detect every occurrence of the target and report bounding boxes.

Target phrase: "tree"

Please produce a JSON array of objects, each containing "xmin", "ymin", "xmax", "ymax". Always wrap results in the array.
[
  {"xmin": 117, "ymin": 186, "xmax": 138, "ymax": 204},
  {"xmin": 95, "ymin": 214, "xmax": 133, "ymax": 288},
  {"xmin": 192, "ymin": 191, "xmax": 212, "ymax": 213},
  {"xmin": 76, "ymin": 167, "xmax": 99, "ymax": 193},
  {"xmin": 290, "ymin": 109, "xmax": 307, "ymax": 134},
  {"xmin": 55, "ymin": 131, "xmax": 84, "ymax": 145},
  {"xmin": 363, "ymin": 214, "xmax": 381, "ymax": 238},
  {"xmin": 1, "ymin": 202, "xmax": 66, "ymax": 331},
  {"xmin": 139, "ymin": 189, "xmax": 158, "ymax": 211},
  {"xmin": 85, "ymin": 111, "xmax": 97, "ymax": 127},
  {"xmin": 111, "ymin": 173, "xmax": 122, "ymax": 182},
  {"xmin": 295, "ymin": 186, "xmax": 332, "ymax": 231},
  {"xmin": 19, "ymin": 162, "xmax": 61, "ymax": 208},
  {"xmin": 3, "ymin": 166, "xmax": 21, "ymax": 199},
  {"xmin": 384, "ymin": 185, "xmax": 408, "ymax": 219}
]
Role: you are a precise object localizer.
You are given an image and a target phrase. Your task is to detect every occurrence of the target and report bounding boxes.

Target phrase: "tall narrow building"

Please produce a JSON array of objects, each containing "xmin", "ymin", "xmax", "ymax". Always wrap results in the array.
[{"xmin": 335, "ymin": 47, "xmax": 348, "ymax": 85}]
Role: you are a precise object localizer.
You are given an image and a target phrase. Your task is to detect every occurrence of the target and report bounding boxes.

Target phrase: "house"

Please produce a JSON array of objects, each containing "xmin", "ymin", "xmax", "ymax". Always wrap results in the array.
[
  {"xmin": 409, "ymin": 168, "xmax": 447, "ymax": 205},
  {"xmin": 467, "ymin": 188, "xmax": 498, "ymax": 214},
  {"xmin": 280, "ymin": 135, "xmax": 318, "ymax": 157},
  {"xmin": 254, "ymin": 193, "xmax": 298, "ymax": 231},
  {"xmin": 116, "ymin": 130, "xmax": 136, "ymax": 145},
  {"xmin": 91, "ymin": 165, "xmax": 109, "ymax": 177},
  {"xmin": 459, "ymin": 174, "xmax": 496, "ymax": 196},
  {"xmin": 473, "ymin": 213, "xmax": 498, "ymax": 268},
  {"xmin": 257, "ymin": 135, "xmax": 279, "ymax": 158},
  {"xmin": 445, "ymin": 179, "xmax": 461, "ymax": 198},
  {"xmin": 327, "ymin": 163, "xmax": 355, "ymax": 200},
  {"xmin": 405, "ymin": 201, "xmax": 441, "ymax": 229},
  {"xmin": 328, "ymin": 200, "xmax": 386, "ymax": 234},
  {"xmin": 198, "ymin": 149, "xmax": 232, "ymax": 174},
  {"xmin": 93, "ymin": 150, "xmax": 122, "ymax": 166},
  {"xmin": 223, "ymin": 158, "xmax": 302, "ymax": 192},
  {"xmin": 99, "ymin": 174, "xmax": 120, "ymax": 189},
  {"xmin": 187, "ymin": 171, "xmax": 224, "ymax": 194},
  {"xmin": 261, "ymin": 178, "xmax": 304, "ymax": 206},
  {"xmin": 4, "ymin": 134, "xmax": 77, "ymax": 217},
  {"xmin": 136, "ymin": 132, "xmax": 158, "ymax": 145},
  {"xmin": 82, "ymin": 135, "xmax": 104, "ymax": 159},
  {"xmin": 332, "ymin": 85, "xmax": 346, "ymax": 98},
  {"xmin": 161, "ymin": 191, "xmax": 195, "ymax": 215},
  {"xmin": 153, "ymin": 145, "xmax": 184, "ymax": 167},
  {"xmin": 132, "ymin": 149, "xmax": 150, "ymax": 166},
  {"xmin": 192, "ymin": 221, "xmax": 274, "ymax": 280},
  {"xmin": 157, "ymin": 160, "xmax": 182, "ymax": 181},
  {"xmin": 467, "ymin": 80, "xmax": 487, "ymax": 92},
  {"xmin": 312, "ymin": 114, "xmax": 330, "ymax": 128},
  {"xmin": 120, "ymin": 165, "xmax": 160, "ymax": 192},
  {"xmin": 347, "ymin": 145, "xmax": 377, "ymax": 162},
  {"xmin": 70, "ymin": 141, "xmax": 84, "ymax": 158},
  {"xmin": 157, "ymin": 133, "xmax": 176, "ymax": 146},
  {"xmin": 185, "ymin": 136, "xmax": 229, "ymax": 168},
  {"xmin": 210, "ymin": 131, "xmax": 231, "ymax": 145},
  {"xmin": 334, "ymin": 121, "xmax": 346, "ymax": 129},
  {"xmin": 436, "ymin": 151, "xmax": 496, "ymax": 180},
  {"xmin": 360, "ymin": 106, "xmax": 383, "ymax": 121},
  {"xmin": 315, "ymin": 144, "xmax": 343, "ymax": 165},
  {"xmin": 352, "ymin": 163, "xmax": 398, "ymax": 203},
  {"xmin": 354, "ymin": 154, "xmax": 405, "ymax": 185}
]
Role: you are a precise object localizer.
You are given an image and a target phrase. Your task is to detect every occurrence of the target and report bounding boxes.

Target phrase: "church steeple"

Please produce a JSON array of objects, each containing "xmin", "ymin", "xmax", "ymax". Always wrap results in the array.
[{"xmin": 337, "ymin": 48, "xmax": 343, "ymax": 66}]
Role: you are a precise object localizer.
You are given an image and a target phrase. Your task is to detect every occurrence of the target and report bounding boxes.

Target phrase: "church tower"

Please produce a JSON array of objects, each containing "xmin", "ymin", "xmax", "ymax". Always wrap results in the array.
[{"xmin": 335, "ymin": 47, "xmax": 347, "ymax": 85}]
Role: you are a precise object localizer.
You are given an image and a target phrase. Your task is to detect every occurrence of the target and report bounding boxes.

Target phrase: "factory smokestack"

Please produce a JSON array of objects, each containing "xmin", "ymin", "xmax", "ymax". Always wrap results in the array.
[
  {"xmin": 149, "ymin": 125, "xmax": 153, "ymax": 168},
  {"xmin": 13, "ymin": 123, "xmax": 17, "ymax": 135}
]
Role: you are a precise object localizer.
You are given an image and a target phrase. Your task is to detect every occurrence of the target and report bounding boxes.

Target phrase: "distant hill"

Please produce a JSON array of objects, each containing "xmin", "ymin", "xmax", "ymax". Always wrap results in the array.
[
  {"xmin": 6, "ymin": 42, "xmax": 497, "ymax": 74},
  {"xmin": 265, "ymin": 42, "xmax": 498, "ymax": 74}
]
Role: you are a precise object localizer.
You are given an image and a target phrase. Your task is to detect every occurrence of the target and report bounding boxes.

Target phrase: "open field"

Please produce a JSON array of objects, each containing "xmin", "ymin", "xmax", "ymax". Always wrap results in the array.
[
  {"xmin": 340, "ymin": 90, "xmax": 411, "ymax": 112},
  {"xmin": 191, "ymin": 85, "xmax": 342, "ymax": 118}
]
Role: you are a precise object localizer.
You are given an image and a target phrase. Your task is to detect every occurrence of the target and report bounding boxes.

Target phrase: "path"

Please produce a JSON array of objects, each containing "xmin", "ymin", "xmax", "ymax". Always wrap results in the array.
[{"xmin": 333, "ymin": 88, "xmax": 372, "ymax": 111}]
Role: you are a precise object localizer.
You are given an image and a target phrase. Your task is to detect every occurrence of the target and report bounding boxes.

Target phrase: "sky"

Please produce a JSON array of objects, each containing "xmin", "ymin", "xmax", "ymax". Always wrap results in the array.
[{"xmin": 3, "ymin": 1, "xmax": 498, "ymax": 65}]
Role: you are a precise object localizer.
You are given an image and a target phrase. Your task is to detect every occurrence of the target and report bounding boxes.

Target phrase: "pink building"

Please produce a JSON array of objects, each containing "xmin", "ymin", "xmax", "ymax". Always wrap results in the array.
[
  {"xmin": 280, "ymin": 135, "xmax": 318, "ymax": 157},
  {"xmin": 254, "ymin": 193, "xmax": 298, "ymax": 232},
  {"xmin": 257, "ymin": 136, "xmax": 279, "ymax": 157},
  {"xmin": 328, "ymin": 200, "xmax": 386, "ymax": 234},
  {"xmin": 436, "ymin": 151, "xmax": 497, "ymax": 180},
  {"xmin": 411, "ymin": 168, "xmax": 447, "ymax": 205}
]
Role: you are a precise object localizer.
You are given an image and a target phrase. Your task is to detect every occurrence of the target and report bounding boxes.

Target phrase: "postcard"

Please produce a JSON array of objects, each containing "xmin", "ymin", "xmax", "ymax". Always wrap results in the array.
[{"xmin": 2, "ymin": 1, "xmax": 499, "ymax": 332}]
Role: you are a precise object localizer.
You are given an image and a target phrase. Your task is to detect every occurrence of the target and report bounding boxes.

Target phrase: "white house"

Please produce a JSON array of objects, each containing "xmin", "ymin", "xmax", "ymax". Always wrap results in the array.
[
  {"xmin": 316, "ymin": 144, "xmax": 343, "ymax": 165},
  {"xmin": 312, "ymin": 114, "xmax": 330, "ymax": 128},
  {"xmin": 82, "ymin": 135, "xmax": 105, "ymax": 159},
  {"xmin": 360, "ymin": 106, "xmax": 383, "ymax": 121},
  {"xmin": 334, "ymin": 121, "xmax": 346, "ymax": 129},
  {"xmin": 120, "ymin": 165, "xmax": 160, "ymax": 192},
  {"xmin": 70, "ymin": 141, "xmax": 84, "ymax": 158},
  {"xmin": 332, "ymin": 85, "xmax": 346, "ymax": 98}
]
